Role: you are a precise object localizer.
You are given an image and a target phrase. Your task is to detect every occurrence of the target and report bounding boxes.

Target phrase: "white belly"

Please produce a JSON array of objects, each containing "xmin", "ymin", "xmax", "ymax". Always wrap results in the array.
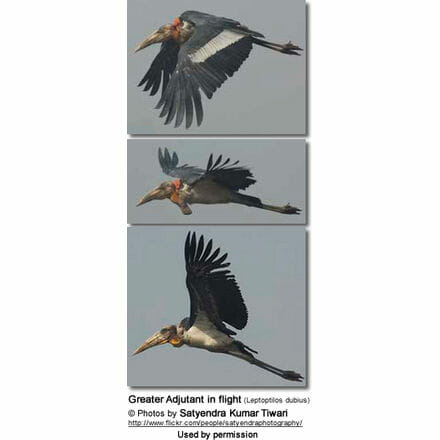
[{"xmin": 184, "ymin": 312, "xmax": 233, "ymax": 352}]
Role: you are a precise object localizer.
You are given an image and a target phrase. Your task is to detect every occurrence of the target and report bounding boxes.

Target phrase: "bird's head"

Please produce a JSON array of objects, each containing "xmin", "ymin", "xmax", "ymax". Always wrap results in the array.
[
  {"xmin": 132, "ymin": 325, "xmax": 183, "ymax": 355},
  {"xmin": 136, "ymin": 181, "xmax": 177, "ymax": 207},
  {"xmin": 134, "ymin": 18, "xmax": 186, "ymax": 52}
]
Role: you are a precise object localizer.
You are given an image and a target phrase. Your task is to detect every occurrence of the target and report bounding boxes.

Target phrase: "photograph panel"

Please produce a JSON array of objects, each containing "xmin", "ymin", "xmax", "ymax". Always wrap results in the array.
[
  {"xmin": 128, "ymin": 0, "xmax": 306, "ymax": 135},
  {"xmin": 128, "ymin": 138, "xmax": 307, "ymax": 224},
  {"xmin": 128, "ymin": 226, "xmax": 307, "ymax": 387}
]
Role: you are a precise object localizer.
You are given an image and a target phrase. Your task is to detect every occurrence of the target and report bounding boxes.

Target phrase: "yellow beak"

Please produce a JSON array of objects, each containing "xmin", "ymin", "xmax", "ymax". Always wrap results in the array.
[
  {"xmin": 132, "ymin": 331, "xmax": 169, "ymax": 356},
  {"xmin": 134, "ymin": 30, "xmax": 164, "ymax": 52},
  {"xmin": 136, "ymin": 188, "xmax": 162, "ymax": 206}
]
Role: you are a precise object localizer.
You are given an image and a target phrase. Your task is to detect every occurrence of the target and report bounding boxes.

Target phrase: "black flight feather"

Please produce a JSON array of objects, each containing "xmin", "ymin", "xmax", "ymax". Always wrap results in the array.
[{"xmin": 184, "ymin": 232, "xmax": 248, "ymax": 332}]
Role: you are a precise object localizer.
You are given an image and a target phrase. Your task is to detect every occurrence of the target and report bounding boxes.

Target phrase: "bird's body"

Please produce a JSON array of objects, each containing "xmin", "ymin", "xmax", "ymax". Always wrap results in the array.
[
  {"xmin": 134, "ymin": 10, "xmax": 302, "ymax": 128},
  {"xmin": 183, "ymin": 312, "xmax": 233, "ymax": 351},
  {"xmin": 137, "ymin": 148, "xmax": 301, "ymax": 216},
  {"xmin": 132, "ymin": 232, "xmax": 303, "ymax": 382},
  {"xmin": 178, "ymin": 180, "xmax": 233, "ymax": 205}
]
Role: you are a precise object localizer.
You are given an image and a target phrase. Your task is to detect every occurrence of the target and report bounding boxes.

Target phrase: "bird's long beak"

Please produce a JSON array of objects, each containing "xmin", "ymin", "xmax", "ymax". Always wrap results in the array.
[
  {"xmin": 136, "ymin": 188, "xmax": 162, "ymax": 207},
  {"xmin": 132, "ymin": 331, "xmax": 169, "ymax": 356},
  {"xmin": 134, "ymin": 29, "xmax": 165, "ymax": 52}
]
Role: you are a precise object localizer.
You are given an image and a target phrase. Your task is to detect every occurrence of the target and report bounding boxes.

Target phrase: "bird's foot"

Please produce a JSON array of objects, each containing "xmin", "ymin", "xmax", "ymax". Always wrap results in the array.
[
  {"xmin": 281, "ymin": 41, "xmax": 303, "ymax": 55},
  {"xmin": 283, "ymin": 370, "xmax": 304, "ymax": 382},
  {"xmin": 281, "ymin": 203, "xmax": 302, "ymax": 215}
]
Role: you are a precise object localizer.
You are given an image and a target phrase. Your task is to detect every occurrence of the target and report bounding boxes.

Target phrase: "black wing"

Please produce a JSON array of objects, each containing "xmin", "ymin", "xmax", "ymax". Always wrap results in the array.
[
  {"xmin": 158, "ymin": 148, "xmax": 205, "ymax": 183},
  {"xmin": 156, "ymin": 19, "xmax": 263, "ymax": 128},
  {"xmin": 138, "ymin": 40, "xmax": 179, "ymax": 98},
  {"xmin": 193, "ymin": 154, "xmax": 256, "ymax": 191},
  {"xmin": 185, "ymin": 232, "xmax": 248, "ymax": 335}
]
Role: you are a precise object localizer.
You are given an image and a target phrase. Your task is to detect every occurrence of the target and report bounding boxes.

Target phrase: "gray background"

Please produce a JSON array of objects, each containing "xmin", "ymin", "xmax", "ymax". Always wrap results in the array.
[
  {"xmin": 128, "ymin": 226, "xmax": 306, "ymax": 387},
  {"xmin": 128, "ymin": 139, "xmax": 306, "ymax": 224},
  {"xmin": 128, "ymin": 0, "xmax": 306, "ymax": 135}
]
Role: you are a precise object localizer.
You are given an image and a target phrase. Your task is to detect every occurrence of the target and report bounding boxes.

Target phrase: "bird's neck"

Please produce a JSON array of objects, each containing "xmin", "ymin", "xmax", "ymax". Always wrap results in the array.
[
  {"xmin": 169, "ymin": 337, "xmax": 184, "ymax": 347},
  {"xmin": 168, "ymin": 321, "xmax": 187, "ymax": 347},
  {"xmin": 170, "ymin": 23, "xmax": 194, "ymax": 45},
  {"xmin": 172, "ymin": 179, "xmax": 182, "ymax": 190}
]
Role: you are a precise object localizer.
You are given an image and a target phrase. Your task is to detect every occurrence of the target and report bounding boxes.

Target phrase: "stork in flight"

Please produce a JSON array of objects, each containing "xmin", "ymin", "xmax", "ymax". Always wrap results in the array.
[
  {"xmin": 134, "ymin": 10, "xmax": 302, "ymax": 128},
  {"xmin": 133, "ymin": 232, "xmax": 303, "ymax": 382},
  {"xmin": 136, "ymin": 148, "xmax": 302, "ymax": 216}
]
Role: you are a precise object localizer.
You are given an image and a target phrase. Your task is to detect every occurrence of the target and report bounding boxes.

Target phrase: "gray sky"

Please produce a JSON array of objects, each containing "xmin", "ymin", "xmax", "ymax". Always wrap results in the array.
[
  {"xmin": 128, "ymin": 226, "xmax": 306, "ymax": 387},
  {"xmin": 128, "ymin": 0, "xmax": 306, "ymax": 135},
  {"xmin": 128, "ymin": 139, "xmax": 306, "ymax": 224}
]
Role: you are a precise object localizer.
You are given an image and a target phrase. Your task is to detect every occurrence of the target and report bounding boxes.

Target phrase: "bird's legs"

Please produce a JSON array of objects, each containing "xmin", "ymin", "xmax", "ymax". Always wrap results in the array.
[
  {"xmin": 228, "ymin": 349, "xmax": 303, "ymax": 382},
  {"xmin": 249, "ymin": 358, "xmax": 304, "ymax": 382},
  {"xmin": 259, "ymin": 202, "xmax": 302, "ymax": 215},
  {"xmin": 252, "ymin": 38, "xmax": 303, "ymax": 55},
  {"xmin": 230, "ymin": 193, "xmax": 301, "ymax": 215}
]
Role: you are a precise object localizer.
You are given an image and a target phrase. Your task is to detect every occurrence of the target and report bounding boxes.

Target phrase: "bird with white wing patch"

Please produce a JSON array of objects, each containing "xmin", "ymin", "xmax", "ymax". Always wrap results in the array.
[{"xmin": 134, "ymin": 10, "xmax": 302, "ymax": 128}]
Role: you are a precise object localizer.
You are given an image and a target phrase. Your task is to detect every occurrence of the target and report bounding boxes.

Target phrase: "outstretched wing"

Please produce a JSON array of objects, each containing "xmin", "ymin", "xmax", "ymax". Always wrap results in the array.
[
  {"xmin": 138, "ymin": 40, "xmax": 180, "ymax": 98},
  {"xmin": 185, "ymin": 232, "xmax": 248, "ymax": 335},
  {"xmin": 158, "ymin": 148, "xmax": 205, "ymax": 183},
  {"xmin": 156, "ymin": 15, "xmax": 264, "ymax": 128},
  {"xmin": 194, "ymin": 154, "xmax": 256, "ymax": 191}
]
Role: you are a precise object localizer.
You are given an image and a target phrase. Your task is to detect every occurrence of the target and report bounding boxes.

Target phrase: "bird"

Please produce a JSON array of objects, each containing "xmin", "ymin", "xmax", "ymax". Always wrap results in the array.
[
  {"xmin": 136, "ymin": 147, "xmax": 302, "ymax": 216},
  {"xmin": 133, "ymin": 232, "xmax": 303, "ymax": 382},
  {"xmin": 134, "ymin": 10, "xmax": 302, "ymax": 128}
]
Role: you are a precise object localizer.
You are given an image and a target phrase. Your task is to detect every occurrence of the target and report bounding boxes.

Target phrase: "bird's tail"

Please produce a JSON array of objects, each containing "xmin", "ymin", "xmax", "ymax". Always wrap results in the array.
[
  {"xmin": 230, "ymin": 192, "xmax": 302, "ymax": 215},
  {"xmin": 252, "ymin": 37, "xmax": 303, "ymax": 55}
]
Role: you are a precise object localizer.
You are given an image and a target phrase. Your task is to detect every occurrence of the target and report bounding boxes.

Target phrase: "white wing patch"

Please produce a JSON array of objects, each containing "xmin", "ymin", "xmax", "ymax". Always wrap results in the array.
[{"xmin": 189, "ymin": 30, "xmax": 245, "ymax": 64}]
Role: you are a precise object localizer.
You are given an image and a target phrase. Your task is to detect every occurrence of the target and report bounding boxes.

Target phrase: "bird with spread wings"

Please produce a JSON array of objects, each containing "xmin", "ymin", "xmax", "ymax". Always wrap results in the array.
[
  {"xmin": 136, "ymin": 148, "xmax": 302, "ymax": 216},
  {"xmin": 134, "ymin": 10, "xmax": 302, "ymax": 128},
  {"xmin": 133, "ymin": 232, "xmax": 304, "ymax": 382}
]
